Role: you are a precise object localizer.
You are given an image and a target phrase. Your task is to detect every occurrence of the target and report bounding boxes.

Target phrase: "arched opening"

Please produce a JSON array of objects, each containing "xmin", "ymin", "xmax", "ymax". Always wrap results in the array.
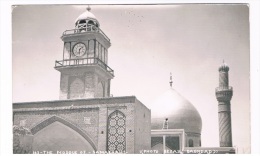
[
  {"xmin": 79, "ymin": 20, "xmax": 86, "ymax": 24},
  {"xmin": 87, "ymin": 20, "xmax": 95, "ymax": 25},
  {"xmin": 77, "ymin": 20, "xmax": 87, "ymax": 32},
  {"xmin": 87, "ymin": 20, "xmax": 96, "ymax": 31},
  {"xmin": 188, "ymin": 139, "xmax": 194, "ymax": 147},
  {"xmin": 107, "ymin": 110, "xmax": 126, "ymax": 153},
  {"xmin": 31, "ymin": 116, "xmax": 96, "ymax": 153}
]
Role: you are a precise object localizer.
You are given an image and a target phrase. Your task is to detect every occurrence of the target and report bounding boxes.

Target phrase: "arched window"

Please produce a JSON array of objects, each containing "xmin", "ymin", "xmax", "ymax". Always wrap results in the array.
[
  {"xmin": 87, "ymin": 20, "xmax": 94, "ymax": 25},
  {"xmin": 77, "ymin": 20, "xmax": 87, "ymax": 31},
  {"xmin": 79, "ymin": 20, "xmax": 86, "ymax": 24},
  {"xmin": 107, "ymin": 110, "xmax": 126, "ymax": 153},
  {"xmin": 87, "ymin": 20, "xmax": 95, "ymax": 31},
  {"xmin": 188, "ymin": 139, "xmax": 194, "ymax": 147}
]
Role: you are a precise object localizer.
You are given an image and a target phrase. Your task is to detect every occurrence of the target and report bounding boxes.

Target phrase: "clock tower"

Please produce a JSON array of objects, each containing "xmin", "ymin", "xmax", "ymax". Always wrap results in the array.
[{"xmin": 55, "ymin": 7, "xmax": 114, "ymax": 99}]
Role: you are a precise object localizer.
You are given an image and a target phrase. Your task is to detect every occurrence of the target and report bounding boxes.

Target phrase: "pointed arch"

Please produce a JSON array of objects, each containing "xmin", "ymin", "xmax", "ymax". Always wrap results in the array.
[{"xmin": 30, "ymin": 116, "xmax": 97, "ymax": 151}]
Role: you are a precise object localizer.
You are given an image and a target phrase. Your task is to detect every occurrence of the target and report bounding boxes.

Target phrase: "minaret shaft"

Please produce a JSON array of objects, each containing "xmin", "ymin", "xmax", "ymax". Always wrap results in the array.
[
  {"xmin": 216, "ymin": 64, "xmax": 233, "ymax": 147},
  {"xmin": 219, "ymin": 71, "xmax": 229, "ymax": 88}
]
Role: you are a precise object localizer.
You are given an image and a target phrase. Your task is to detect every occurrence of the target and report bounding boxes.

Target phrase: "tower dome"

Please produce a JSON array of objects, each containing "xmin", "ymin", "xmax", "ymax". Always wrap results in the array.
[
  {"xmin": 151, "ymin": 87, "xmax": 202, "ymax": 134},
  {"xmin": 75, "ymin": 7, "xmax": 100, "ymax": 29},
  {"xmin": 75, "ymin": 10, "xmax": 97, "ymax": 23},
  {"xmin": 218, "ymin": 61, "xmax": 229, "ymax": 72}
]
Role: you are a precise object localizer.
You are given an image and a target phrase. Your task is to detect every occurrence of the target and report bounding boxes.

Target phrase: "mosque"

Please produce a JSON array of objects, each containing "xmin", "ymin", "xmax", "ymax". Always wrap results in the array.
[{"xmin": 13, "ymin": 8, "xmax": 235, "ymax": 154}]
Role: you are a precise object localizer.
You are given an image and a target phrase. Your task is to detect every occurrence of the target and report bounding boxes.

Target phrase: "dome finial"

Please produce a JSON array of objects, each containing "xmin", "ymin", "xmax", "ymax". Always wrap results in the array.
[
  {"xmin": 169, "ymin": 73, "xmax": 173, "ymax": 88},
  {"xmin": 87, "ymin": 5, "xmax": 91, "ymax": 12}
]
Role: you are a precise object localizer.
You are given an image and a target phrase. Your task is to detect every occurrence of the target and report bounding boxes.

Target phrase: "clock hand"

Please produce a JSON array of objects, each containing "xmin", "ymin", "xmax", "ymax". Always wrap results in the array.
[{"xmin": 79, "ymin": 47, "xmax": 82, "ymax": 54}]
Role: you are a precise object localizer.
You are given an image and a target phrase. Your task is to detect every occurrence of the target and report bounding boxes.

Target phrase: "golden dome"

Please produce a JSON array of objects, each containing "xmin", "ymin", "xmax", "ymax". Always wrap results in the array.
[{"xmin": 151, "ymin": 88, "xmax": 202, "ymax": 134}]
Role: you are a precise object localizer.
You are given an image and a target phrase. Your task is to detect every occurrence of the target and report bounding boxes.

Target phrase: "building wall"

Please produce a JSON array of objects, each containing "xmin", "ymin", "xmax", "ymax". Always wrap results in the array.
[
  {"xmin": 107, "ymin": 104, "xmax": 135, "ymax": 153},
  {"xmin": 32, "ymin": 121, "xmax": 94, "ymax": 153},
  {"xmin": 13, "ymin": 96, "xmax": 151, "ymax": 154},
  {"xmin": 59, "ymin": 69, "xmax": 111, "ymax": 100},
  {"xmin": 14, "ymin": 108, "xmax": 99, "ymax": 146},
  {"xmin": 134, "ymin": 99, "xmax": 151, "ymax": 153},
  {"xmin": 185, "ymin": 133, "xmax": 201, "ymax": 147},
  {"xmin": 59, "ymin": 73, "xmax": 69, "ymax": 99},
  {"xmin": 97, "ymin": 106, "xmax": 107, "ymax": 151},
  {"xmin": 84, "ymin": 72, "xmax": 95, "ymax": 98}
]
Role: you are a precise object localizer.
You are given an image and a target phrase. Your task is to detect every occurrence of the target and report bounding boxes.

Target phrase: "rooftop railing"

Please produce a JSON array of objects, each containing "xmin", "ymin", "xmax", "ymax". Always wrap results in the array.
[
  {"xmin": 62, "ymin": 25, "xmax": 110, "ymax": 42},
  {"xmin": 55, "ymin": 58, "xmax": 114, "ymax": 76}
]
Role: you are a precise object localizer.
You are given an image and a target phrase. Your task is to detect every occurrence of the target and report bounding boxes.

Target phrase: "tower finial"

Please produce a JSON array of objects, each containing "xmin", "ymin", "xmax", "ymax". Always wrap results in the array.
[
  {"xmin": 87, "ymin": 5, "xmax": 91, "ymax": 12},
  {"xmin": 223, "ymin": 59, "xmax": 225, "ymax": 64},
  {"xmin": 169, "ymin": 72, "xmax": 173, "ymax": 88}
]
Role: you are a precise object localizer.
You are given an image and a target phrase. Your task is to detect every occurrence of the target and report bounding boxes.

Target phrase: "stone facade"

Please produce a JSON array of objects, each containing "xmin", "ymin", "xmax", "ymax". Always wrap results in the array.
[
  {"xmin": 58, "ymin": 66, "xmax": 112, "ymax": 100},
  {"xmin": 13, "ymin": 96, "xmax": 151, "ymax": 154}
]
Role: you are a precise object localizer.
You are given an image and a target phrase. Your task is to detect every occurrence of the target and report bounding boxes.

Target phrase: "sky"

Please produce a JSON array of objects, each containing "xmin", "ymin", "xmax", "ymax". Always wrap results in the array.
[{"xmin": 12, "ymin": 4, "xmax": 250, "ymax": 153}]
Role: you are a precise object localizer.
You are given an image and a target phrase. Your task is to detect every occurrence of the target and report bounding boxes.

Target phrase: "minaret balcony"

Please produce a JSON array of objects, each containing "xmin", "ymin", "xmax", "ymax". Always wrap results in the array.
[
  {"xmin": 55, "ymin": 58, "xmax": 114, "ymax": 77},
  {"xmin": 215, "ymin": 87, "xmax": 233, "ymax": 102},
  {"xmin": 61, "ymin": 25, "xmax": 110, "ymax": 42}
]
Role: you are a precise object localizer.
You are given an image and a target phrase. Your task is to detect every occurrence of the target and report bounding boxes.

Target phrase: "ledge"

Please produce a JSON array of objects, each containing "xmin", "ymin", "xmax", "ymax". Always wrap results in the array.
[{"xmin": 13, "ymin": 96, "xmax": 137, "ymax": 110}]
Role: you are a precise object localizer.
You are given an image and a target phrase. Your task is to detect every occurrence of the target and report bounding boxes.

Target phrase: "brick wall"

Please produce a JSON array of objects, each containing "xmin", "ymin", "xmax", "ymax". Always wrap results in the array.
[
  {"xmin": 14, "ymin": 108, "xmax": 99, "ymax": 146},
  {"xmin": 134, "ymin": 99, "xmax": 151, "ymax": 153},
  {"xmin": 13, "ymin": 96, "xmax": 151, "ymax": 154}
]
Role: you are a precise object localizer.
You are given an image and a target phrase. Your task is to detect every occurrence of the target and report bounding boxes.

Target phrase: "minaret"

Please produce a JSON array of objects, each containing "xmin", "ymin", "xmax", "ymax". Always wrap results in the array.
[
  {"xmin": 215, "ymin": 61, "xmax": 233, "ymax": 147},
  {"xmin": 55, "ymin": 7, "xmax": 114, "ymax": 99}
]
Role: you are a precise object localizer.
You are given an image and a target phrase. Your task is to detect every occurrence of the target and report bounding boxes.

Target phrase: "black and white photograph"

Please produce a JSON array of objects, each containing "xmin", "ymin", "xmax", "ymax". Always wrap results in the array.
[{"xmin": 1, "ymin": 1, "xmax": 260, "ymax": 155}]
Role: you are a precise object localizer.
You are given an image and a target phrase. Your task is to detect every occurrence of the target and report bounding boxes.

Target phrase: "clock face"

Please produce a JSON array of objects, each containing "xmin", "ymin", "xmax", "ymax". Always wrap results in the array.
[{"xmin": 73, "ymin": 43, "xmax": 86, "ymax": 57}]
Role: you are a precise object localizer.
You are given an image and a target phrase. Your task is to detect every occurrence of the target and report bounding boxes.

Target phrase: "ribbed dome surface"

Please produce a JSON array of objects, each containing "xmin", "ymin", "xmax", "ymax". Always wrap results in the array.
[
  {"xmin": 151, "ymin": 88, "xmax": 202, "ymax": 134},
  {"xmin": 75, "ymin": 10, "xmax": 97, "ymax": 23}
]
